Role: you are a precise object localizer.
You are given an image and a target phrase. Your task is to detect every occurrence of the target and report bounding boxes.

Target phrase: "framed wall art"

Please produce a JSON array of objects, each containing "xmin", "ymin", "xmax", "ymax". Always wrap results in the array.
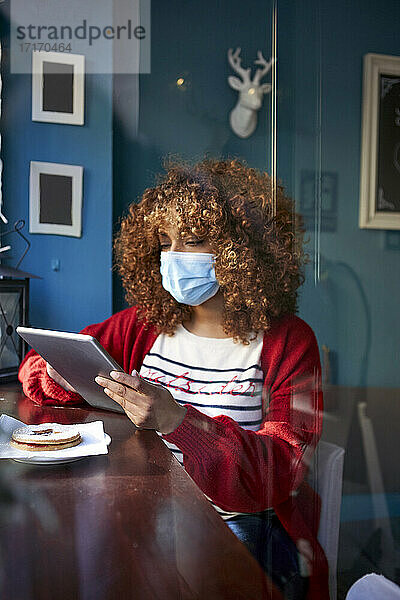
[
  {"xmin": 359, "ymin": 53, "xmax": 400, "ymax": 230},
  {"xmin": 32, "ymin": 51, "xmax": 85, "ymax": 125},
  {"xmin": 29, "ymin": 161, "xmax": 83, "ymax": 237}
]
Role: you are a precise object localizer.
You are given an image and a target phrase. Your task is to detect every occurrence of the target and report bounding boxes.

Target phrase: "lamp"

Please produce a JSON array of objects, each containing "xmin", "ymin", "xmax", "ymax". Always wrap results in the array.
[{"xmin": 0, "ymin": 220, "xmax": 41, "ymax": 381}]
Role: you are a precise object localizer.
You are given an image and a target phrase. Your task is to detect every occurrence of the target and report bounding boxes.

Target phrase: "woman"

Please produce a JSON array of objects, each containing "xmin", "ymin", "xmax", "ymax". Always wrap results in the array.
[{"xmin": 19, "ymin": 157, "xmax": 328, "ymax": 599}]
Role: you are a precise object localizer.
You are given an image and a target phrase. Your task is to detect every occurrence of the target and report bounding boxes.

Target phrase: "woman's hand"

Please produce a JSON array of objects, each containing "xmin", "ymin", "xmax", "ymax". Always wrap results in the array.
[
  {"xmin": 46, "ymin": 362, "xmax": 77, "ymax": 392},
  {"xmin": 94, "ymin": 370, "xmax": 187, "ymax": 435}
]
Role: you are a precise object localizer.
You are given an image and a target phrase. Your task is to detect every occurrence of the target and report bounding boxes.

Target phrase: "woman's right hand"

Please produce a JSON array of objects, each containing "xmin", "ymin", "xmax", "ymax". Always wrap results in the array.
[{"xmin": 46, "ymin": 362, "xmax": 77, "ymax": 393}]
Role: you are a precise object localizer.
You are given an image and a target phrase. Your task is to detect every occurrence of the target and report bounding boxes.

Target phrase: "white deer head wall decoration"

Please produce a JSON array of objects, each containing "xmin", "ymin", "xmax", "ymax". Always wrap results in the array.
[{"xmin": 227, "ymin": 47, "xmax": 273, "ymax": 139}]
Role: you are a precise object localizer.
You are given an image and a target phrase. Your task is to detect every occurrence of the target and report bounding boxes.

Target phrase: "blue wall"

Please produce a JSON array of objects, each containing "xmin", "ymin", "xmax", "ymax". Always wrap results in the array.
[
  {"xmin": 0, "ymin": 7, "xmax": 113, "ymax": 333},
  {"xmin": 277, "ymin": 0, "xmax": 400, "ymax": 387}
]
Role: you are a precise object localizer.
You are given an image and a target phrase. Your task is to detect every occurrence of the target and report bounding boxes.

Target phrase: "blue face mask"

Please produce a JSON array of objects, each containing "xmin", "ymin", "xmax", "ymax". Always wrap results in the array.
[{"xmin": 160, "ymin": 251, "xmax": 220, "ymax": 306}]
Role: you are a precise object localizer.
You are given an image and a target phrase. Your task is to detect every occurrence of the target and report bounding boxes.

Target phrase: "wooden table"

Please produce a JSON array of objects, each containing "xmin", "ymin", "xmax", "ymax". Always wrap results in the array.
[{"xmin": 0, "ymin": 384, "xmax": 281, "ymax": 600}]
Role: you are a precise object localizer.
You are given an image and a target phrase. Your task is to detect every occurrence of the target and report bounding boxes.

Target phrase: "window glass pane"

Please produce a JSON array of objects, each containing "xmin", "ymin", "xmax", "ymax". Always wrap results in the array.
[{"xmin": 276, "ymin": 1, "xmax": 400, "ymax": 597}]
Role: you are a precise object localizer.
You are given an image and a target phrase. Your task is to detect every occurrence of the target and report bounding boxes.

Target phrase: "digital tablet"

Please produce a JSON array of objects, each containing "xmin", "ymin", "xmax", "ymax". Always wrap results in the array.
[{"xmin": 16, "ymin": 326, "xmax": 126, "ymax": 413}]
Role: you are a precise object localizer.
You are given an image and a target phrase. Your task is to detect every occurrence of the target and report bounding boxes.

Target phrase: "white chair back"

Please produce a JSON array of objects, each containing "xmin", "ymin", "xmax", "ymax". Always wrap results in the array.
[
  {"xmin": 308, "ymin": 440, "xmax": 345, "ymax": 600},
  {"xmin": 346, "ymin": 573, "xmax": 400, "ymax": 599}
]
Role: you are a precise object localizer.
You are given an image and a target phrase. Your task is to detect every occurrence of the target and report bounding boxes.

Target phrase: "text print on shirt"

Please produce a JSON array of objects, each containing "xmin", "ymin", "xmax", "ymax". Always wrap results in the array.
[
  {"xmin": 138, "ymin": 323, "xmax": 265, "ymax": 430},
  {"xmin": 142, "ymin": 364, "xmax": 259, "ymax": 397}
]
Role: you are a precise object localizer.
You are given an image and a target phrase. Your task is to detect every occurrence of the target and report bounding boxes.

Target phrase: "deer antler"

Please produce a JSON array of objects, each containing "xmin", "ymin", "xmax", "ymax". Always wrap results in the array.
[
  {"xmin": 227, "ymin": 47, "xmax": 251, "ymax": 84},
  {"xmin": 253, "ymin": 50, "xmax": 273, "ymax": 85}
]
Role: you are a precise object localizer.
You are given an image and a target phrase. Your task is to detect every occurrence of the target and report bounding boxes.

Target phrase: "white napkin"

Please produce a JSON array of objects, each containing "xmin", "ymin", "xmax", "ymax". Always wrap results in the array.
[{"xmin": 0, "ymin": 414, "xmax": 110, "ymax": 460}]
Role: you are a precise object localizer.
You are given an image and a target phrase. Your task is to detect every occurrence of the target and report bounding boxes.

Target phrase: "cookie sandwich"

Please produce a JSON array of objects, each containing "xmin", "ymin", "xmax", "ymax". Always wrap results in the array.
[{"xmin": 10, "ymin": 423, "xmax": 82, "ymax": 452}]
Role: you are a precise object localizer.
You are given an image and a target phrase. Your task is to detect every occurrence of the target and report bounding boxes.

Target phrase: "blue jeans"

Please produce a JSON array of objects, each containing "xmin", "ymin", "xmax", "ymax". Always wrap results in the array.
[{"xmin": 226, "ymin": 511, "xmax": 309, "ymax": 600}]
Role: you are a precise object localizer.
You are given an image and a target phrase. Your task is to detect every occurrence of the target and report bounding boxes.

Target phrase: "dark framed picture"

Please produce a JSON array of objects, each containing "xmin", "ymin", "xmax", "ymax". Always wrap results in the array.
[
  {"xmin": 32, "ymin": 51, "xmax": 85, "ymax": 125},
  {"xmin": 29, "ymin": 161, "xmax": 83, "ymax": 237},
  {"xmin": 359, "ymin": 53, "xmax": 400, "ymax": 230}
]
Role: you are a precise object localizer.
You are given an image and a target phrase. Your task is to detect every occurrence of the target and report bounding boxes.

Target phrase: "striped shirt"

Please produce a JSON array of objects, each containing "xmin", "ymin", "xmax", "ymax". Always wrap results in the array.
[{"xmin": 138, "ymin": 323, "xmax": 267, "ymax": 519}]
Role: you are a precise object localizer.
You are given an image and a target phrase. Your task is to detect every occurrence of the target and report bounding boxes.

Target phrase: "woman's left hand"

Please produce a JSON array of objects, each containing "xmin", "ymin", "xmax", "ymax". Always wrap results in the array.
[{"xmin": 94, "ymin": 370, "xmax": 187, "ymax": 434}]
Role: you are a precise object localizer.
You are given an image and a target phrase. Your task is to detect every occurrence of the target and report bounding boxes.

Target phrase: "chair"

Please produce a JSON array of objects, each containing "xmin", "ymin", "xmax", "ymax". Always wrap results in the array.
[
  {"xmin": 308, "ymin": 440, "xmax": 345, "ymax": 600},
  {"xmin": 346, "ymin": 573, "xmax": 400, "ymax": 599},
  {"xmin": 357, "ymin": 401, "xmax": 400, "ymax": 579}
]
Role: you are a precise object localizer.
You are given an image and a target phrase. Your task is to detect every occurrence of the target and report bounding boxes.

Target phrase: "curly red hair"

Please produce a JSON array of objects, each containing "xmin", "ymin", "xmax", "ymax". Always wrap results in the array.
[{"xmin": 113, "ymin": 155, "xmax": 306, "ymax": 344}]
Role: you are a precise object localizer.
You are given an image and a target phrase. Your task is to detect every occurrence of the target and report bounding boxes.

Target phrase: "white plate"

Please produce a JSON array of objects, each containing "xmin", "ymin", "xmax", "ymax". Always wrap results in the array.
[{"xmin": 11, "ymin": 433, "xmax": 111, "ymax": 465}]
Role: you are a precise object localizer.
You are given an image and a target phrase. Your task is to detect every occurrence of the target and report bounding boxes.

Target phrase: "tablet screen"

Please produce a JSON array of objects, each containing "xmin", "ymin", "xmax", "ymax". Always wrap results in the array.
[{"xmin": 17, "ymin": 326, "xmax": 125, "ymax": 413}]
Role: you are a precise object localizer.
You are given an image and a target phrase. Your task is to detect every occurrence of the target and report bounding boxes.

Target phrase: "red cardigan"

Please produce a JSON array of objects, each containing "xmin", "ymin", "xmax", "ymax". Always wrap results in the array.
[{"xmin": 18, "ymin": 307, "xmax": 329, "ymax": 599}]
